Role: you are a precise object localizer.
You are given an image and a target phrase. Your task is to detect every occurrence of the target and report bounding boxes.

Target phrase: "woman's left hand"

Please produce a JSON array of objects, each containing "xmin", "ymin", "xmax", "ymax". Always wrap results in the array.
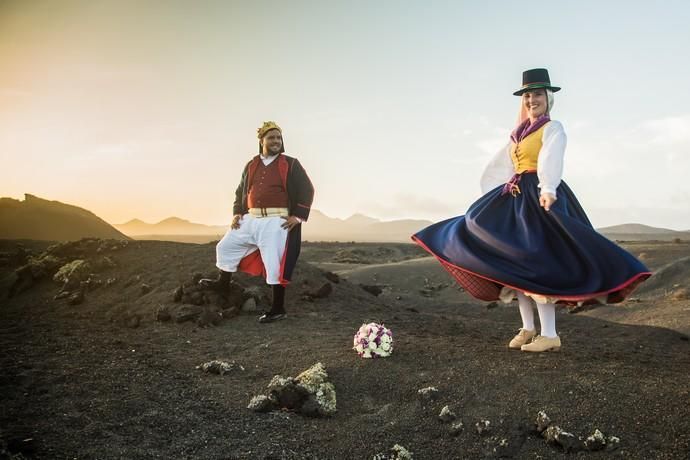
[{"xmin": 539, "ymin": 193, "xmax": 557, "ymax": 211}]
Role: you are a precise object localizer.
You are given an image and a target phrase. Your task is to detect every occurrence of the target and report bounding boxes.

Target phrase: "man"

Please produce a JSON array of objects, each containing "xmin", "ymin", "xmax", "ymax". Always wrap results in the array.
[{"xmin": 200, "ymin": 121, "xmax": 314, "ymax": 323}]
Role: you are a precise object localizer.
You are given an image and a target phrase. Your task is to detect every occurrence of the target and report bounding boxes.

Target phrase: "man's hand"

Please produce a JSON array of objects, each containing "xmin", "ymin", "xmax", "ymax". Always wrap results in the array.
[
  {"xmin": 281, "ymin": 215, "xmax": 301, "ymax": 231},
  {"xmin": 539, "ymin": 193, "xmax": 557, "ymax": 212},
  {"xmin": 231, "ymin": 214, "xmax": 242, "ymax": 230}
]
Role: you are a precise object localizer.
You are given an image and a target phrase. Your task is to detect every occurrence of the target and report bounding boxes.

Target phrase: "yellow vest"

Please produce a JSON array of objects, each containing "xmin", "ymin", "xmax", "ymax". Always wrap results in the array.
[{"xmin": 510, "ymin": 123, "xmax": 548, "ymax": 173}]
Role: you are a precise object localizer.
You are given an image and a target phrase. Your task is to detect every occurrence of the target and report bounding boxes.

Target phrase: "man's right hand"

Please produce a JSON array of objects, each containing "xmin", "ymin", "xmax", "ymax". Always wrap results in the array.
[{"xmin": 231, "ymin": 214, "xmax": 242, "ymax": 229}]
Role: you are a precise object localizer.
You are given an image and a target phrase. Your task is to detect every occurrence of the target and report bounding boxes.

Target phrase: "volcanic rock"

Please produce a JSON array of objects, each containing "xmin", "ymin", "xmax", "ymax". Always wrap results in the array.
[
  {"xmin": 360, "ymin": 284, "xmax": 383, "ymax": 296},
  {"xmin": 449, "ymin": 421, "xmax": 464, "ymax": 436},
  {"xmin": 417, "ymin": 386, "xmax": 439, "ymax": 400},
  {"xmin": 542, "ymin": 425, "xmax": 583, "ymax": 453},
  {"xmin": 67, "ymin": 290, "xmax": 85, "ymax": 306},
  {"xmin": 173, "ymin": 305, "xmax": 204, "ymax": 323},
  {"xmin": 373, "ymin": 444, "xmax": 414, "ymax": 460},
  {"xmin": 250, "ymin": 363, "xmax": 336, "ymax": 417},
  {"xmin": 534, "ymin": 411, "xmax": 552, "ymax": 433},
  {"xmin": 324, "ymin": 271, "xmax": 340, "ymax": 283},
  {"xmin": 438, "ymin": 405, "xmax": 456, "ymax": 423},
  {"xmin": 247, "ymin": 395, "xmax": 276, "ymax": 413},
  {"xmin": 241, "ymin": 297, "xmax": 258, "ymax": 312},
  {"xmin": 197, "ymin": 360, "xmax": 244, "ymax": 375},
  {"xmin": 476, "ymin": 419, "xmax": 491, "ymax": 436},
  {"xmin": 584, "ymin": 429, "xmax": 607, "ymax": 451}
]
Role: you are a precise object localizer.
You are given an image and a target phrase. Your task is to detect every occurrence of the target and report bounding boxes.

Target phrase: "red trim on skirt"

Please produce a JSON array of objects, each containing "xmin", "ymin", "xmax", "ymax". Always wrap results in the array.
[{"xmin": 411, "ymin": 235, "xmax": 651, "ymax": 306}]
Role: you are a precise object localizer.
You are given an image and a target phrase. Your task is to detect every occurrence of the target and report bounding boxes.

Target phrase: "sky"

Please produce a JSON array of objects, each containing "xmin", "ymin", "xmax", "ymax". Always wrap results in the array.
[{"xmin": 2, "ymin": 0, "xmax": 690, "ymax": 229}]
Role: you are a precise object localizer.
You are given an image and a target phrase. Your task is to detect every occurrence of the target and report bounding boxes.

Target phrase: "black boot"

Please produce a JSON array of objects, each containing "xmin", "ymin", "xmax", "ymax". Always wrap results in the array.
[
  {"xmin": 259, "ymin": 285, "xmax": 287, "ymax": 323},
  {"xmin": 199, "ymin": 269, "xmax": 232, "ymax": 294}
]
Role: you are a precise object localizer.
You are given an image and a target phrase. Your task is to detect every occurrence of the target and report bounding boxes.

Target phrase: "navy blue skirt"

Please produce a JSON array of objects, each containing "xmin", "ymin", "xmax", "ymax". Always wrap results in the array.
[{"xmin": 412, "ymin": 173, "xmax": 651, "ymax": 305}]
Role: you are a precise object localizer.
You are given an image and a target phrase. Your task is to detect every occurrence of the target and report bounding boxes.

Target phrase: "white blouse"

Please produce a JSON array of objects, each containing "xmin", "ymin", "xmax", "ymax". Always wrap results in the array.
[{"xmin": 479, "ymin": 120, "xmax": 567, "ymax": 198}]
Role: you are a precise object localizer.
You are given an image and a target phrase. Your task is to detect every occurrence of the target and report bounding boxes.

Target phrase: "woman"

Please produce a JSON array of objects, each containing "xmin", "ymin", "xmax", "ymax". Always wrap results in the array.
[{"xmin": 412, "ymin": 68, "xmax": 651, "ymax": 352}]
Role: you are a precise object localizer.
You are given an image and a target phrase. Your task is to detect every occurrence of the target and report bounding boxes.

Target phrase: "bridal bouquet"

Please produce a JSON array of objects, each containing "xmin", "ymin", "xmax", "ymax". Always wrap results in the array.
[{"xmin": 353, "ymin": 322, "xmax": 393, "ymax": 358}]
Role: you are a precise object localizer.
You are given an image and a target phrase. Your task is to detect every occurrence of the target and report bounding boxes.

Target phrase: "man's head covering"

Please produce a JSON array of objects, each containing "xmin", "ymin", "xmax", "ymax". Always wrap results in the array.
[{"xmin": 257, "ymin": 121, "xmax": 285, "ymax": 154}]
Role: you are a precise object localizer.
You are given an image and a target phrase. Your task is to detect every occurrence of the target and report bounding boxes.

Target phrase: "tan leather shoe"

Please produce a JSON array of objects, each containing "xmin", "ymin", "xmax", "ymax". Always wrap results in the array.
[
  {"xmin": 508, "ymin": 328, "xmax": 537, "ymax": 349},
  {"xmin": 520, "ymin": 335, "xmax": 561, "ymax": 352}
]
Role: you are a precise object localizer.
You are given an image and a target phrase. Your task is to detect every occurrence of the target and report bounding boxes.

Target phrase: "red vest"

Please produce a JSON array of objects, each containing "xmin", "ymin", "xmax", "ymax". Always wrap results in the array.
[{"xmin": 247, "ymin": 158, "xmax": 289, "ymax": 208}]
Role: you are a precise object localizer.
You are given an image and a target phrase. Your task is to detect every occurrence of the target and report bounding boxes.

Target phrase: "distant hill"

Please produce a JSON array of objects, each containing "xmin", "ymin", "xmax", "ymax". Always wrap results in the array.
[
  {"xmin": 116, "ymin": 210, "xmax": 690, "ymax": 244},
  {"xmin": 0, "ymin": 194, "xmax": 128, "ymax": 241},
  {"xmin": 115, "ymin": 217, "xmax": 226, "ymax": 236},
  {"xmin": 597, "ymin": 223, "xmax": 679, "ymax": 235},
  {"xmin": 115, "ymin": 210, "xmax": 434, "ymax": 243},
  {"xmin": 597, "ymin": 223, "xmax": 690, "ymax": 241}
]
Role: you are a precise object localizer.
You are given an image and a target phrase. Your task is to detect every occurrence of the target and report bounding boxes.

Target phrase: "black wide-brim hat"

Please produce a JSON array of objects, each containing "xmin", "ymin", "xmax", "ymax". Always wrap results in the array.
[{"xmin": 513, "ymin": 68, "xmax": 561, "ymax": 96}]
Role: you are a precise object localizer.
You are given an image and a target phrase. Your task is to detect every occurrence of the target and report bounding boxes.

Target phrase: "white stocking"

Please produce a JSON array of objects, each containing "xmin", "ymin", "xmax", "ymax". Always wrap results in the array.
[
  {"xmin": 516, "ymin": 292, "xmax": 536, "ymax": 331},
  {"xmin": 536, "ymin": 302, "xmax": 557, "ymax": 338}
]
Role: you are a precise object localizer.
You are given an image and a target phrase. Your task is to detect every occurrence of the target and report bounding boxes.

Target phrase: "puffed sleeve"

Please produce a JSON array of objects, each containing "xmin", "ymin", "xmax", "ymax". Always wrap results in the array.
[
  {"xmin": 537, "ymin": 120, "xmax": 567, "ymax": 197},
  {"xmin": 480, "ymin": 143, "xmax": 514, "ymax": 194}
]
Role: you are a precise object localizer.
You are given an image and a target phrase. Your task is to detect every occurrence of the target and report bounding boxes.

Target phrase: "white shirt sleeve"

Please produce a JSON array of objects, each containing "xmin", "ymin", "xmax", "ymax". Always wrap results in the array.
[
  {"xmin": 537, "ymin": 120, "xmax": 567, "ymax": 198},
  {"xmin": 480, "ymin": 143, "xmax": 514, "ymax": 194}
]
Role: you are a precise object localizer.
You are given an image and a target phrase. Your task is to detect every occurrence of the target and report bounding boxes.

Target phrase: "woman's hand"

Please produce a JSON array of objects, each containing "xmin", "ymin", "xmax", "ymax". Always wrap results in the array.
[
  {"xmin": 539, "ymin": 193, "xmax": 557, "ymax": 211},
  {"xmin": 230, "ymin": 214, "xmax": 242, "ymax": 229}
]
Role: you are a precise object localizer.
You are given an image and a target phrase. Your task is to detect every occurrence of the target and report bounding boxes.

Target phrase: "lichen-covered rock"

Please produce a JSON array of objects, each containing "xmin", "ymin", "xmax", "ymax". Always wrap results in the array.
[
  {"xmin": 294, "ymin": 363, "xmax": 337, "ymax": 416},
  {"xmin": 438, "ymin": 405, "xmax": 456, "ymax": 423},
  {"xmin": 476, "ymin": 419, "xmax": 491, "ymax": 436},
  {"xmin": 584, "ymin": 429, "xmax": 607, "ymax": 451},
  {"xmin": 251, "ymin": 363, "xmax": 337, "ymax": 417},
  {"xmin": 198, "ymin": 360, "xmax": 244, "ymax": 375},
  {"xmin": 53, "ymin": 259, "xmax": 91, "ymax": 284},
  {"xmin": 449, "ymin": 421, "xmax": 464, "ymax": 436},
  {"xmin": 606, "ymin": 435, "xmax": 621, "ymax": 451},
  {"xmin": 295, "ymin": 362, "xmax": 328, "ymax": 392},
  {"xmin": 247, "ymin": 395, "xmax": 276, "ymax": 413},
  {"xmin": 535, "ymin": 410, "xmax": 552, "ymax": 433},
  {"xmin": 417, "ymin": 386, "xmax": 439, "ymax": 400},
  {"xmin": 373, "ymin": 444, "xmax": 413, "ymax": 460},
  {"xmin": 268, "ymin": 376, "xmax": 309, "ymax": 410},
  {"xmin": 309, "ymin": 381, "xmax": 336, "ymax": 417},
  {"xmin": 543, "ymin": 425, "xmax": 583, "ymax": 453}
]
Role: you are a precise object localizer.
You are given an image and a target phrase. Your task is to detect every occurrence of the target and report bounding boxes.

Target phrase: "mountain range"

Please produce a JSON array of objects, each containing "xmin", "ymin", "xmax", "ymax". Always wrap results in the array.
[
  {"xmin": 114, "ymin": 211, "xmax": 435, "ymax": 243},
  {"xmin": 2, "ymin": 194, "xmax": 689, "ymax": 243}
]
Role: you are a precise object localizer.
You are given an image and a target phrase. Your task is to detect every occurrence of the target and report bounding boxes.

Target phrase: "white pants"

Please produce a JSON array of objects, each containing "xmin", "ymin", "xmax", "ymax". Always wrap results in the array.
[{"xmin": 216, "ymin": 214, "xmax": 288, "ymax": 285}]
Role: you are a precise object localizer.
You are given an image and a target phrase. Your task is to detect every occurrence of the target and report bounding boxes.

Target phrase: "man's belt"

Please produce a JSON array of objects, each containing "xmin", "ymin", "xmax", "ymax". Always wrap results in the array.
[{"xmin": 248, "ymin": 207, "xmax": 289, "ymax": 218}]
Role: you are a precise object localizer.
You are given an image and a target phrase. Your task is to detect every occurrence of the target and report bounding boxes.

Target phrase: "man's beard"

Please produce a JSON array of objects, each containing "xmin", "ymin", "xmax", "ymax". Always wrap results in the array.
[{"xmin": 263, "ymin": 142, "xmax": 283, "ymax": 155}]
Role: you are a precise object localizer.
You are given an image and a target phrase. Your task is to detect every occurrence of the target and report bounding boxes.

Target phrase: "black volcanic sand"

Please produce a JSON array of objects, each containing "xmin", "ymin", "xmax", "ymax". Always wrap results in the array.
[{"xmin": 1, "ymin": 240, "xmax": 689, "ymax": 459}]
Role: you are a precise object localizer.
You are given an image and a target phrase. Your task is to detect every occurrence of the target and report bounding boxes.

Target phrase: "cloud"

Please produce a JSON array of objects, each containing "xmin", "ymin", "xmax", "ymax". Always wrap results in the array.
[{"xmin": 637, "ymin": 116, "xmax": 690, "ymax": 146}]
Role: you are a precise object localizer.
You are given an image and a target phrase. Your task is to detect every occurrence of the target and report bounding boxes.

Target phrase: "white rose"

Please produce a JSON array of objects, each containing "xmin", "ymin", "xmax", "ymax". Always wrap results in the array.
[
  {"xmin": 378, "ymin": 350, "xmax": 390, "ymax": 357},
  {"xmin": 362, "ymin": 350, "xmax": 372, "ymax": 358},
  {"xmin": 355, "ymin": 344, "xmax": 364, "ymax": 353},
  {"xmin": 369, "ymin": 325, "xmax": 379, "ymax": 335},
  {"xmin": 368, "ymin": 340, "xmax": 377, "ymax": 350},
  {"xmin": 380, "ymin": 342, "xmax": 391, "ymax": 352},
  {"xmin": 381, "ymin": 335, "xmax": 392, "ymax": 344}
]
